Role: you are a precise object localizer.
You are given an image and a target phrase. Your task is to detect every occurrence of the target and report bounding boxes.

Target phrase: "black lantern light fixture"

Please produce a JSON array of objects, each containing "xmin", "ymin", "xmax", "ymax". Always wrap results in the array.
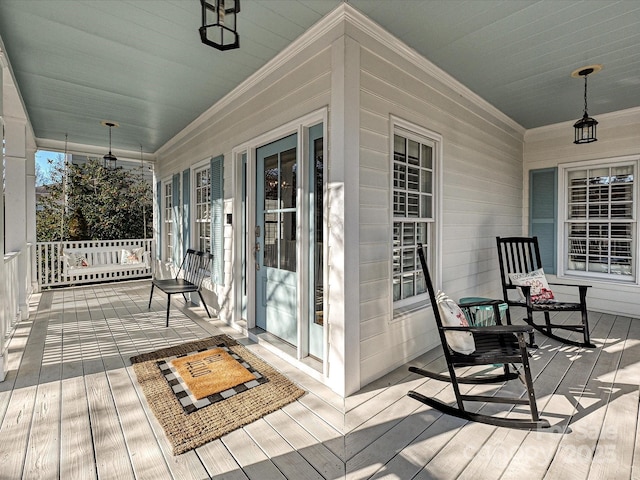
[
  {"xmin": 101, "ymin": 120, "xmax": 119, "ymax": 169},
  {"xmin": 199, "ymin": 0, "xmax": 240, "ymax": 51},
  {"xmin": 572, "ymin": 64, "xmax": 602, "ymax": 144}
]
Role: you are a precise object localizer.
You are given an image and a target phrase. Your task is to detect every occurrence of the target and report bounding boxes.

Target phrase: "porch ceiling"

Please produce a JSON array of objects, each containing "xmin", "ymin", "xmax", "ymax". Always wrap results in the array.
[{"xmin": 0, "ymin": 1, "xmax": 639, "ymax": 154}]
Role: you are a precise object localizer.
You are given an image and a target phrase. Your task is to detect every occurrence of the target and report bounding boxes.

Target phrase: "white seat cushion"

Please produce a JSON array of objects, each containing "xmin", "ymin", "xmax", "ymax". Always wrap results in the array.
[{"xmin": 435, "ymin": 291, "xmax": 476, "ymax": 355}]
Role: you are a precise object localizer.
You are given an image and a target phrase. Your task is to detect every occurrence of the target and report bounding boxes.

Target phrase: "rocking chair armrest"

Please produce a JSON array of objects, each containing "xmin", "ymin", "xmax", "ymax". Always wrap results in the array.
[
  {"xmin": 457, "ymin": 299, "xmax": 504, "ymax": 308},
  {"xmin": 441, "ymin": 325, "xmax": 534, "ymax": 334},
  {"xmin": 549, "ymin": 282, "xmax": 591, "ymax": 290},
  {"xmin": 544, "ymin": 282, "xmax": 591, "ymax": 305}
]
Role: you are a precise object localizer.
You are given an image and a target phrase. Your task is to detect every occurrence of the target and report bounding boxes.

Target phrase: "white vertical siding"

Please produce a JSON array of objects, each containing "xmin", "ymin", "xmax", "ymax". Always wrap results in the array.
[{"xmin": 524, "ymin": 107, "xmax": 640, "ymax": 317}]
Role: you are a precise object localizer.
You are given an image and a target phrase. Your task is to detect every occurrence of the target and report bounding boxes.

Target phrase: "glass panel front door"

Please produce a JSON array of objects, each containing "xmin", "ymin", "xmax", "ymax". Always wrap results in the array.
[{"xmin": 255, "ymin": 134, "xmax": 298, "ymax": 345}]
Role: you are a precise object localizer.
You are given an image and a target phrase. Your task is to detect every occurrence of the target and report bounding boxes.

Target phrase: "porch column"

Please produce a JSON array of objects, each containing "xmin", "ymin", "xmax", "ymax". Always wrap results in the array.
[
  {"xmin": 26, "ymin": 146, "xmax": 37, "ymax": 294},
  {"xmin": 0, "ymin": 50, "xmax": 6, "ymax": 380},
  {"xmin": 327, "ymin": 35, "xmax": 361, "ymax": 397},
  {"xmin": 4, "ymin": 117, "xmax": 30, "ymax": 321}
]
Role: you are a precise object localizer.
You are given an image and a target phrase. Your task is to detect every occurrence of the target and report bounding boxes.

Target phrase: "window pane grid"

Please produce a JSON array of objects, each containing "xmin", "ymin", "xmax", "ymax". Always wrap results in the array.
[
  {"xmin": 164, "ymin": 182, "xmax": 173, "ymax": 260},
  {"xmin": 393, "ymin": 221, "xmax": 429, "ymax": 301},
  {"xmin": 566, "ymin": 164, "xmax": 635, "ymax": 278},
  {"xmin": 393, "ymin": 131, "xmax": 435, "ymax": 303},
  {"xmin": 195, "ymin": 167, "xmax": 211, "ymax": 253}
]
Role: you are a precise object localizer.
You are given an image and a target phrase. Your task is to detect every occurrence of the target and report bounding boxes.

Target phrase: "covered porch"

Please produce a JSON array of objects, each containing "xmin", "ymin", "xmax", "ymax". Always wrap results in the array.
[{"xmin": 1, "ymin": 280, "xmax": 637, "ymax": 479}]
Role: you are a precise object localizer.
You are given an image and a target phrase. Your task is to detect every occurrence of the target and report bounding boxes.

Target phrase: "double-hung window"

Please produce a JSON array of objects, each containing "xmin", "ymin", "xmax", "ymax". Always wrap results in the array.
[
  {"xmin": 564, "ymin": 160, "xmax": 636, "ymax": 281},
  {"xmin": 392, "ymin": 125, "xmax": 437, "ymax": 307},
  {"xmin": 194, "ymin": 166, "xmax": 211, "ymax": 253},
  {"xmin": 163, "ymin": 181, "xmax": 173, "ymax": 261}
]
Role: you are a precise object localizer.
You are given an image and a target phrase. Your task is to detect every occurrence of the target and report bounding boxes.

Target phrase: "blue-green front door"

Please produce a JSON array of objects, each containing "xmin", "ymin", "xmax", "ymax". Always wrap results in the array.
[{"xmin": 255, "ymin": 134, "xmax": 298, "ymax": 345}]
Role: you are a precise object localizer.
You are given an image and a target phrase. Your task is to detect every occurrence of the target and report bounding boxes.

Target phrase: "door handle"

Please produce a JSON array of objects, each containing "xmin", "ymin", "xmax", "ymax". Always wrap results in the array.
[{"xmin": 253, "ymin": 242, "xmax": 260, "ymax": 270}]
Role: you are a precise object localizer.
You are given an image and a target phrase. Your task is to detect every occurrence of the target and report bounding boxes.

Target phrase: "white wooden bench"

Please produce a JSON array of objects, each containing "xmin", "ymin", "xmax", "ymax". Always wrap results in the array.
[{"xmin": 60, "ymin": 243, "xmax": 152, "ymax": 284}]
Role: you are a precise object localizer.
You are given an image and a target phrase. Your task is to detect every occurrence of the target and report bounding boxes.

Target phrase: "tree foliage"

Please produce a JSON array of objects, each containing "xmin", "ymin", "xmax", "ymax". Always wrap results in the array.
[{"xmin": 36, "ymin": 157, "xmax": 153, "ymax": 242}]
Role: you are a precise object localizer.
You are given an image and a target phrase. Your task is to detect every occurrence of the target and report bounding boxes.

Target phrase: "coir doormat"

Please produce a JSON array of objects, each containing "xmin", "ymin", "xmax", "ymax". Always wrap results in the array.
[{"xmin": 130, "ymin": 335, "xmax": 305, "ymax": 455}]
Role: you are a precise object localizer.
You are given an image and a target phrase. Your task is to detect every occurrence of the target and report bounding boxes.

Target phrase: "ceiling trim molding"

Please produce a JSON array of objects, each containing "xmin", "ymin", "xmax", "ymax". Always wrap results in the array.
[
  {"xmin": 525, "ymin": 105, "xmax": 640, "ymax": 136},
  {"xmin": 36, "ymin": 137, "xmax": 156, "ymax": 162},
  {"xmin": 342, "ymin": 5, "xmax": 525, "ymax": 136}
]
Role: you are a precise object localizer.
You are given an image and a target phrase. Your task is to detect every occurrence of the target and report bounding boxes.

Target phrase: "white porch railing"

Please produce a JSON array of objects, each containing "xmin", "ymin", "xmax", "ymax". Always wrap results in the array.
[
  {"xmin": 37, "ymin": 239, "xmax": 154, "ymax": 288},
  {"xmin": 2, "ymin": 250, "xmax": 22, "ymax": 380}
]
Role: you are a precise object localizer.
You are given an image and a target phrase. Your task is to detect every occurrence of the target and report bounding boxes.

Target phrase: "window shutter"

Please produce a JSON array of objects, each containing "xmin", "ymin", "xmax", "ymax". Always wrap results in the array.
[
  {"xmin": 211, "ymin": 155, "xmax": 224, "ymax": 284},
  {"xmin": 156, "ymin": 180, "xmax": 162, "ymax": 260},
  {"xmin": 529, "ymin": 168, "xmax": 557, "ymax": 274},
  {"xmin": 182, "ymin": 168, "xmax": 190, "ymax": 256},
  {"xmin": 172, "ymin": 173, "xmax": 180, "ymax": 263}
]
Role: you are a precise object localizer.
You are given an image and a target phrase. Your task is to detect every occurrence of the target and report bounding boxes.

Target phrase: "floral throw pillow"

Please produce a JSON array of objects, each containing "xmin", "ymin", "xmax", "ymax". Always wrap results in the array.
[
  {"xmin": 509, "ymin": 268, "xmax": 555, "ymax": 302},
  {"xmin": 435, "ymin": 291, "xmax": 476, "ymax": 355},
  {"xmin": 120, "ymin": 247, "xmax": 145, "ymax": 265}
]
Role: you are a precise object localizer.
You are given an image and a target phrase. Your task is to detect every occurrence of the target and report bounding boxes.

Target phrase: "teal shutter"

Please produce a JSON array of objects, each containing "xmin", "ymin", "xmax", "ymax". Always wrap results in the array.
[
  {"xmin": 156, "ymin": 180, "xmax": 162, "ymax": 260},
  {"xmin": 172, "ymin": 173, "xmax": 180, "ymax": 263},
  {"xmin": 529, "ymin": 168, "xmax": 558, "ymax": 274},
  {"xmin": 211, "ymin": 155, "xmax": 224, "ymax": 285},
  {"xmin": 182, "ymin": 168, "xmax": 190, "ymax": 255}
]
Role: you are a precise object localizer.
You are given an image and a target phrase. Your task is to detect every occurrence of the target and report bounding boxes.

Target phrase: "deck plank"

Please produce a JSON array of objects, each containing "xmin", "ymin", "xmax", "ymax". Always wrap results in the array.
[
  {"xmin": 196, "ymin": 439, "xmax": 248, "ymax": 479},
  {"xmin": 23, "ymin": 315, "xmax": 63, "ymax": 480},
  {"xmin": 244, "ymin": 417, "xmax": 325, "ymax": 479},
  {"xmin": 586, "ymin": 316, "xmax": 638, "ymax": 480},
  {"xmin": 345, "ymin": 404, "xmax": 440, "ymax": 480},
  {"xmin": 264, "ymin": 408, "xmax": 345, "ymax": 479},
  {"xmin": 222, "ymin": 428, "xmax": 287, "ymax": 480},
  {"xmin": 345, "ymin": 383, "xmax": 430, "ymax": 460},
  {"xmin": 281, "ymin": 400, "xmax": 345, "ymax": 461},
  {"xmin": 85, "ymin": 370, "xmax": 136, "ymax": 480},
  {"xmin": 368, "ymin": 413, "xmax": 467, "ymax": 480},
  {"xmin": 0, "ymin": 386, "xmax": 39, "ymax": 479},
  {"xmin": 60, "ymin": 375, "xmax": 98, "ymax": 480}
]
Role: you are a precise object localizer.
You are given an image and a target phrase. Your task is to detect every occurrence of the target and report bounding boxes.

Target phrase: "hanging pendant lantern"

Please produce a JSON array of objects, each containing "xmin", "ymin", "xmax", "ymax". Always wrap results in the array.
[
  {"xmin": 199, "ymin": 0, "xmax": 240, "ymax": 51},
  {"xmin": 101, "ymin": 120, "xmax": 118, "ymax": 169},
  {"xmin": 572, "ymin": 65, "xmax": 601, "ymax": 144}
]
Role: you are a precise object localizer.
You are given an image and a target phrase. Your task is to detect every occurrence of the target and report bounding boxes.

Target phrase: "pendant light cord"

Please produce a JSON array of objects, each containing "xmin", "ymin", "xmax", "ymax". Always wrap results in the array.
[{"xmin": 583, "ymin": 74, "xmax": 589, "ymax": 116}]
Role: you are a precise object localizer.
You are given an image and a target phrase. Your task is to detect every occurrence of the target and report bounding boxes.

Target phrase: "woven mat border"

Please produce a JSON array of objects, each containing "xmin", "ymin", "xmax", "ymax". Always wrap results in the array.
[{"xmin": 131, "ymin": 335, "xmax": 305, "ymax": 455}]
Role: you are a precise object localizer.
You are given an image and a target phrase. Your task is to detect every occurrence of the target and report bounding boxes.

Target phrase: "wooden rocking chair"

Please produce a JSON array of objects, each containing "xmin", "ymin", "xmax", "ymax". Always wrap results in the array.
[
  {"xmin": 408, "ymin": 243, "xmax": 549, "ymax": 429},
  {"xmin": 148, "ymin": 249, "xmax": 213, "ymax": 327},
  {"xmin": 496, "ymin": 236, "xmax": 593, "ymax": 348}
]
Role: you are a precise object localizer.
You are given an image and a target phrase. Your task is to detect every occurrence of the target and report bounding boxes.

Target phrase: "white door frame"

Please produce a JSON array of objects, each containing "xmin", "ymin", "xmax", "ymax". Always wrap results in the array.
[{"xmin": 231, "ymin": 108, "xmax": 328, "ymax": 369}]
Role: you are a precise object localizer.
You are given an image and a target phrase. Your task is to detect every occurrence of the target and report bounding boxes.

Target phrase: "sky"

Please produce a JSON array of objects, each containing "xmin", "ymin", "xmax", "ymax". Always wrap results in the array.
[{"xmin": 35, "ymin": 150, "xmax": 61, "ymax": 185}]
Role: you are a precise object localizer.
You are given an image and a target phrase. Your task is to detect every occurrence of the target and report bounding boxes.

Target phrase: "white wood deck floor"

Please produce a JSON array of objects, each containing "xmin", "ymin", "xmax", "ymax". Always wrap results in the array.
[{"xmin": 0, "ymin": 280, "xmax": 638, "ymax": 479}]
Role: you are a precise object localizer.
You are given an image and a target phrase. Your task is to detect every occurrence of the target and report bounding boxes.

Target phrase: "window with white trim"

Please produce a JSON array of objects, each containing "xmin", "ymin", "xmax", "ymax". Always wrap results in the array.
[
  {"xmin": 194, "ymin": 166, "xmax": 211, "ymax": 253},
  {"xmin": 163, "ymin": 181, "xmax": 173, "ymax": 261},
  {"xmin": 564, "ymin": 161, "xmax": 636, "ymax": 281},
  {"xmin": 392, "ymin": 127, "xmax": 436, "ymax": 306}
]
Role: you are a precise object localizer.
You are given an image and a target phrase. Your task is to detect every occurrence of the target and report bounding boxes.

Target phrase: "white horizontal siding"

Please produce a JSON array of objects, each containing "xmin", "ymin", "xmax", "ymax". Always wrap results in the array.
[
  {"xmin": 156, "ymin": 45, "xmax": 334, "ymax": 325},
  {"xmin": 357, "ymin": 44, "xmax": 524, "ymax": 387},
  {"xmin": 524, "ymin": 107, "xmax": 640, "ymax": 317}
]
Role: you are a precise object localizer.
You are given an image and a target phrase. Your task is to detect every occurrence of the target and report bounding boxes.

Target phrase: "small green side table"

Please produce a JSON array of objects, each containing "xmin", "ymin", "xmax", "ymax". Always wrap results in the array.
[{"xmin": 458, "ymin": 297, "xmax": 508, "ymax": 327}]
